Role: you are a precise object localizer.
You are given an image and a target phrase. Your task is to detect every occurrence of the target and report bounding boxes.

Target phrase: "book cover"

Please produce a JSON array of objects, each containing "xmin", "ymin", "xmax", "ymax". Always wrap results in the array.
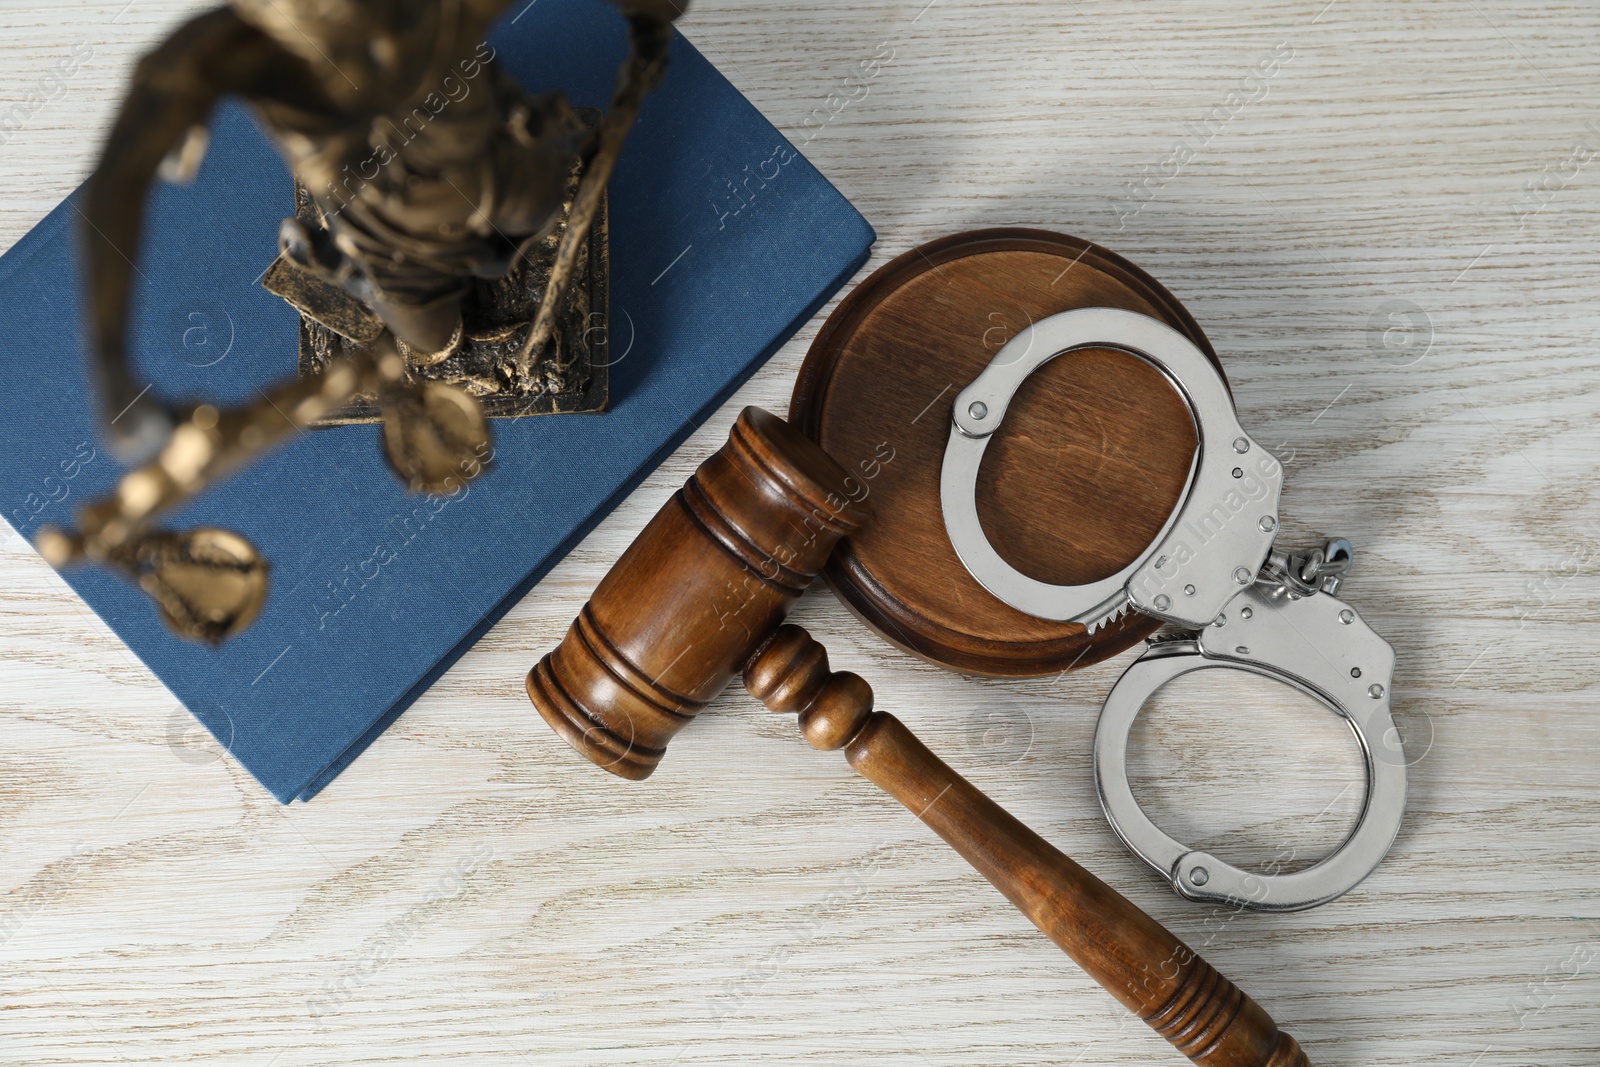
[{"xmin": 0, "ymin": 0, "xmax": 874, "ymax": 802}]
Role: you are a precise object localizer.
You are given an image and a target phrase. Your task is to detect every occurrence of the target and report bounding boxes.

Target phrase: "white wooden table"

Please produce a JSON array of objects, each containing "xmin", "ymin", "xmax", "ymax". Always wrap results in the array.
[{"xmin": 2, "ymin": 2, "xmax": 1597, "ymax": 1064}]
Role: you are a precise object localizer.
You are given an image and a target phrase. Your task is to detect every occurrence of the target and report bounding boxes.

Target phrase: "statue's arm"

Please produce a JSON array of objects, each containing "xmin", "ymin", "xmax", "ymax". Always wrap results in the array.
[{"xmin": 83, "ymin": 5, "xmax": 332, "ymax": 460}]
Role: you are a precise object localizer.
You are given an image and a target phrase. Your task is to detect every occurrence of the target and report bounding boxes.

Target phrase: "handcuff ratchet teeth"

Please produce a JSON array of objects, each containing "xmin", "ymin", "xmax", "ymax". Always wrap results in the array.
[
  {"xmin": 940, "ymin": 307, "xmax": 1407, "ymax": 912},
  {"xmin": 942, "ymin": 308, "xmax": 1283, "ymax": 633}
]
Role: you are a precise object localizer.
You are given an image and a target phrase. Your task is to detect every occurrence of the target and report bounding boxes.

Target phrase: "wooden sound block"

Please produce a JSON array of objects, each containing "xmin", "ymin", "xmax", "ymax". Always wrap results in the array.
[{"xmin": 790, "ymin": 228, "xmax": 1225, "ymax": 676}]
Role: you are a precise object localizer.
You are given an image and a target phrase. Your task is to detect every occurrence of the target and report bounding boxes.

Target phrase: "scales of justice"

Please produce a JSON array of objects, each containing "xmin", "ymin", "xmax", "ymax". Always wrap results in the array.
[
  {"xmin": 33, "ymin": 2, "xmax": 1412, "ymax": 1059},
  {"xmin": 40, "ymin": 0, "xmax": 686, "ymax": 643}
]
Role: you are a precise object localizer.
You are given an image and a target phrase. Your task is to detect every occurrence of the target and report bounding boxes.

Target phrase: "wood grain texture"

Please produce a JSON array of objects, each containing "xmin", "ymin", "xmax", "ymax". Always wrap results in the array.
[
  {"xmin": 527, "ymin": 408, "xmax": 872, "ymax": 781},
  {"xmin": 2, "ymin": 1, "xmax": 1599, "ymax": 1065},
  {"xmin": 745, "ymin": 625, "xmax": 1309, "ymax": 1067},
  {"xmin": 790, "ymin": 228, "xmax": 1216, "ymax": 675},
  {"xmin": 531, "ymin": 410, "xmax": 1310, "ymax": 1064}
]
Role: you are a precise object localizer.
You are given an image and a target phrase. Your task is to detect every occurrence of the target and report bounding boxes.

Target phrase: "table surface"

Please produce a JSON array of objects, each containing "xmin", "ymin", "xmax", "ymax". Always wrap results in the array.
[{"xmin": 2, "ymin": 2, "xmax": 1597, "ymax": 1064}]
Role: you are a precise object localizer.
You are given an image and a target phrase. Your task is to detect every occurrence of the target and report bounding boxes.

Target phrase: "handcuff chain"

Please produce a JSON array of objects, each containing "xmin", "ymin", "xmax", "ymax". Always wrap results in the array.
[
  {"xmin": 1258, "ymin": 536, "xmax": 1355, "ymax": 600},
  {"xmin": 937, "ymin": 307, "xmax": 1406, "ymax": 912},
  {"xmin": 1144, "ymin": 538, "xmax": 1357, "ymax": 646}
]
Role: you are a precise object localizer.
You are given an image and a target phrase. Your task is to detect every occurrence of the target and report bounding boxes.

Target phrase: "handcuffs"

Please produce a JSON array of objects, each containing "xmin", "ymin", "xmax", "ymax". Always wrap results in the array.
[{"xmin": 941, "ymin": 308, "xmax": 1405, "ymax": 912}]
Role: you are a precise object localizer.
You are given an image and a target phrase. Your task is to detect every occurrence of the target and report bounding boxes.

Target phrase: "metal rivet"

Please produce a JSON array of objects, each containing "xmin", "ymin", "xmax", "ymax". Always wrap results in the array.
[
  {"xmin": 1369, "ymin": 683, "xmax": 1385, "ymax": 699},
  {"xmin": 1240, "ymin": 606, "xmax": 1253, "ymax": 620},
  {"xmin": 1235, "ymin": 645, "xmax": 1250, "ymax": 655},
  {"xmin": 1350, "ymin": 667, "xmax": 1362, "ymax": 678},
  {"xmin": 968, "ymin": 401, "xmax": 988, "ymax": 420},
  {"xmin": 1233, "ymin": 567, "xmax": 1252, "ymax": 585},
  {"xmin": 1184, "ymin": 584, "xmax": 1196, "ymax": 596},
  {"xmin": 1233, "ymin": 438, "xmax": 1249, "ymax": 454},
  {"xmin": 1339, "ymin": 609, "xmax": 1355, "ymax": 625},
  {"xmin": 1190, "ymin": 866, "xmax": 1210, "ymax": 886},
  {"xmin": 1154, "ymin": 594, "xmax": 1171, "ymax": 611},
  {"xmin": 1232, "ymin": 467, "xmax": 1244, "ymax": 479},
  {"xmin": 1259, "ymin": 516, "xmax": 1277, "ymax": 532}
]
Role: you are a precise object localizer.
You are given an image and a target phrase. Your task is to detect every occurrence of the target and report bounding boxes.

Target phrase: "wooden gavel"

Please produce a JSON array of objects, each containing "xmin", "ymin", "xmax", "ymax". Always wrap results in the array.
[{"xmin": 527, "ymin": 407, "xmax": 1311, "ymax": 1067}]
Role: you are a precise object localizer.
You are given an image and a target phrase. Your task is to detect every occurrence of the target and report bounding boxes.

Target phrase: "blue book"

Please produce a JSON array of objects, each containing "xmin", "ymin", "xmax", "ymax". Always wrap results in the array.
[{"xmin": 0, "ymin": 1, "xmax": 874, "ymax": 802}]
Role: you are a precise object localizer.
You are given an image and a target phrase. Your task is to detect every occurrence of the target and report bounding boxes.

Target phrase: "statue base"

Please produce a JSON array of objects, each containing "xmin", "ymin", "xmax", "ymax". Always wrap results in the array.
[{"xmin": 262, "ymin": 174, "xmax": 610, "ymax": 426}]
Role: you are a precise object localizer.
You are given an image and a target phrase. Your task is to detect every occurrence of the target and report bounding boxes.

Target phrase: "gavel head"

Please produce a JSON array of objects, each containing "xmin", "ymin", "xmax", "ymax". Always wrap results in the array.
[{"xmin": 527, "ymin": 407, "xmax": 871, "ymax": 779}]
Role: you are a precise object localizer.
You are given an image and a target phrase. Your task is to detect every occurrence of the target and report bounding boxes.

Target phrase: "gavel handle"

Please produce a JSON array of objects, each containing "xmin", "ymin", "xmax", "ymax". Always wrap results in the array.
[{"xmin": 745, "ymin": 626, "xmax": 1310, "ymax": 1067}]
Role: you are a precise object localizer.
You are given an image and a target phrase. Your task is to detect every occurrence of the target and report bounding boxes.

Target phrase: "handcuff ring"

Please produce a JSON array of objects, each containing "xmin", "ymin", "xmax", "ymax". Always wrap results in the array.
[
  {"xmin": 939, "ymin": 307, "xmax": 1407, "ymax": 911},
  {"xmin": 1093, "ymin": 583, "xmax": 1406, "ymax": 911},
  {"xmin": 940, "ymin": 307, "xmax": 1282, "ymax": 633}
]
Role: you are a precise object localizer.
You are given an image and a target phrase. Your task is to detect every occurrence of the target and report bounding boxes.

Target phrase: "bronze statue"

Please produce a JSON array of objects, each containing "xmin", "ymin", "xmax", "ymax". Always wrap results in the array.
[{"xmin": 40, "ymin": 0, "xmax": 687, "ymax": 643}]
